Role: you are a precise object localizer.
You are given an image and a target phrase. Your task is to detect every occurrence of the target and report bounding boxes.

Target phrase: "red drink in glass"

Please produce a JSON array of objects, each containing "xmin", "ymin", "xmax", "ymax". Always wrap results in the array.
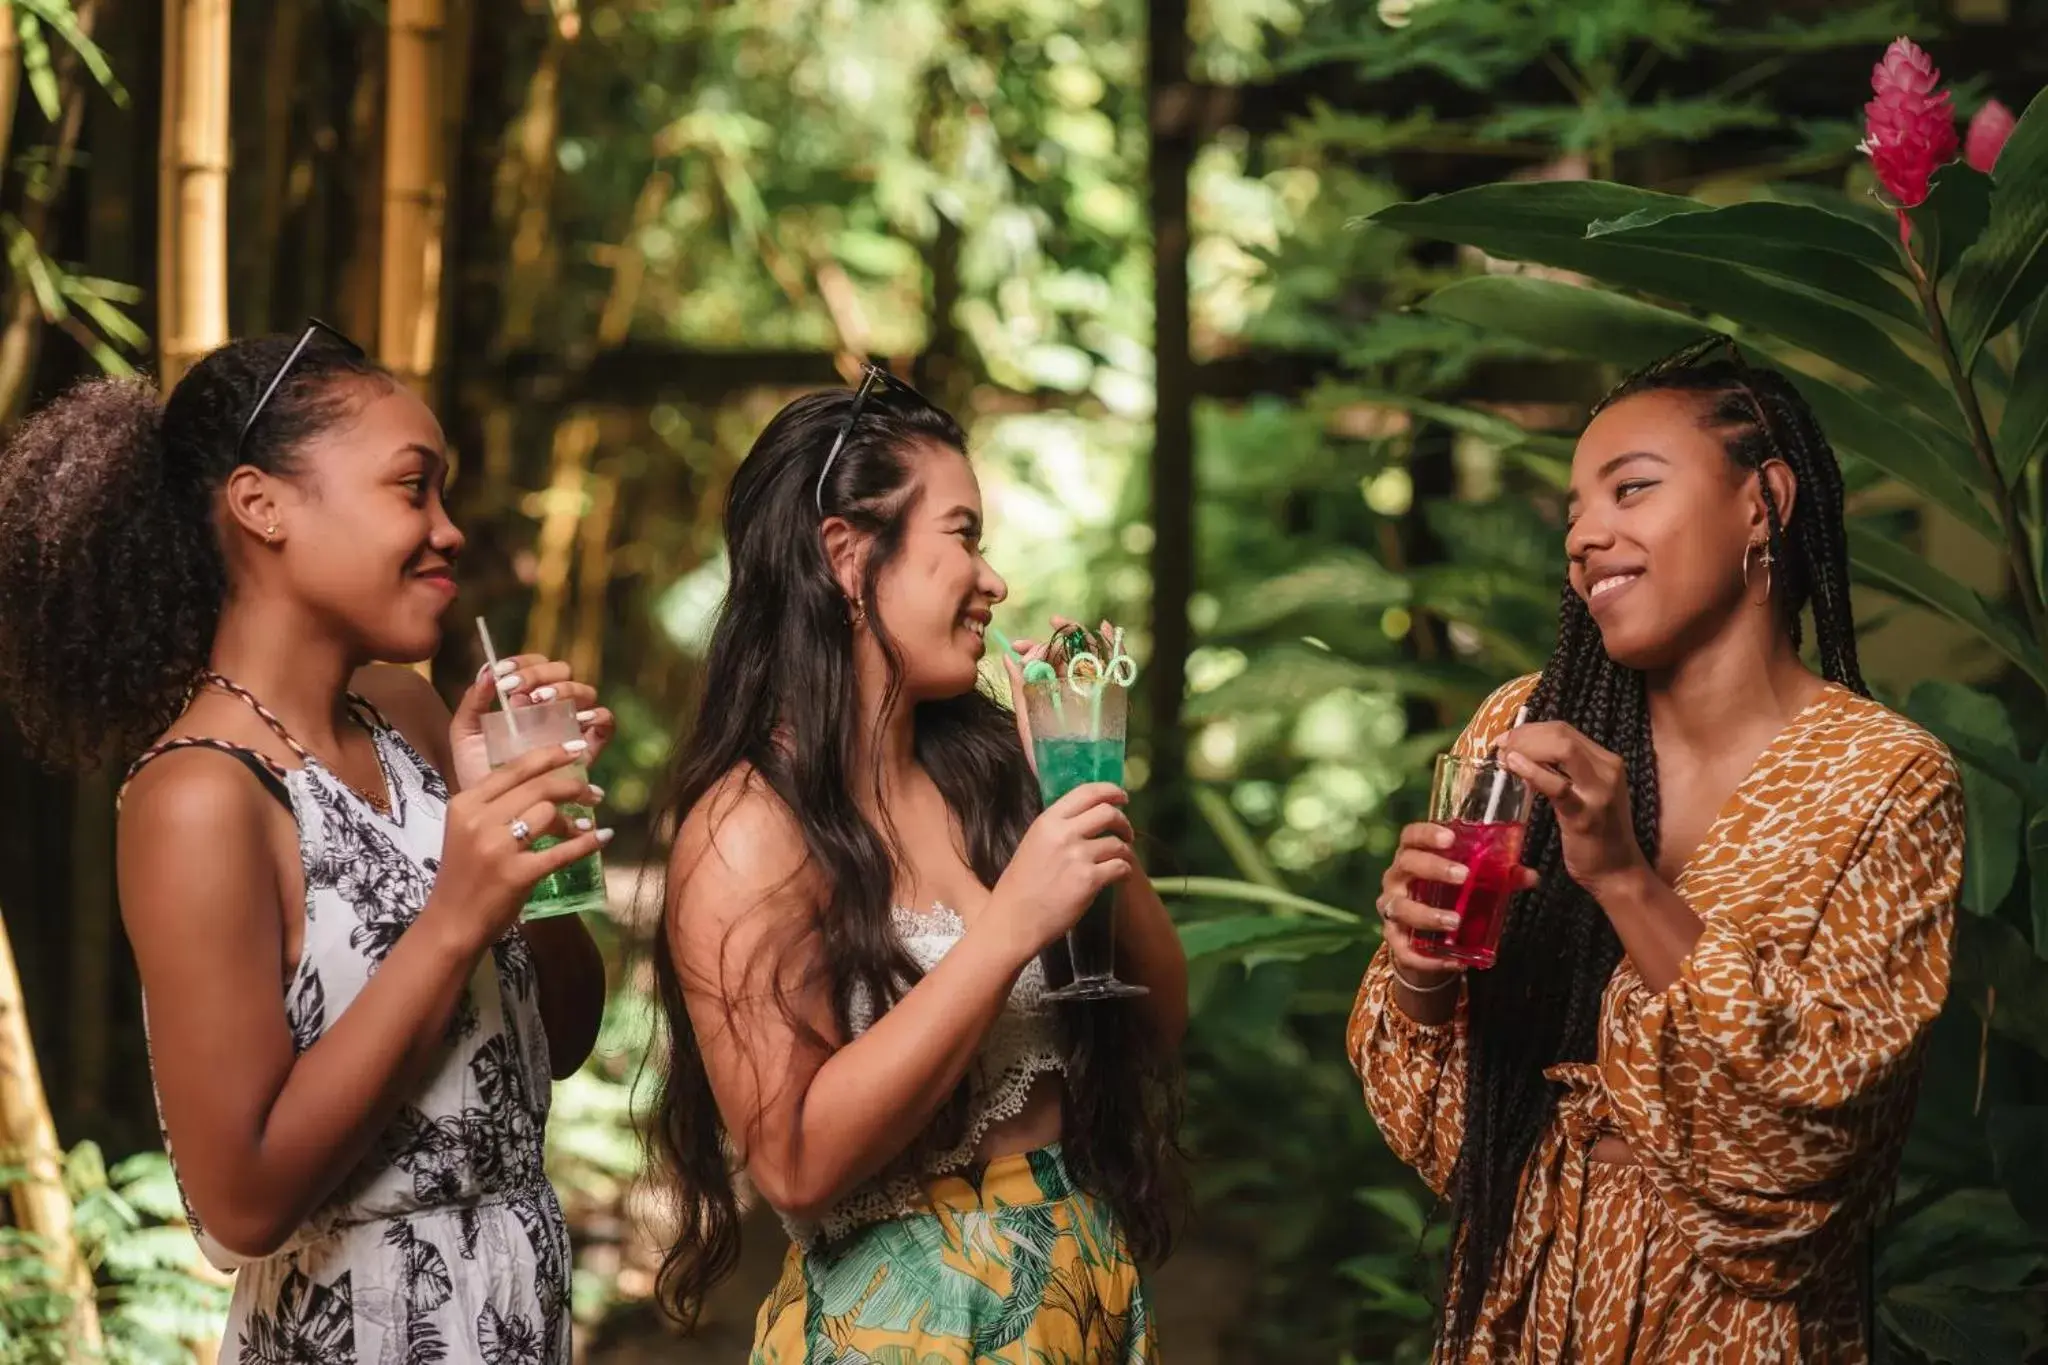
[{"xmin": 1411, "ymin": 819, "xmax": 1526, "ymax": 969}]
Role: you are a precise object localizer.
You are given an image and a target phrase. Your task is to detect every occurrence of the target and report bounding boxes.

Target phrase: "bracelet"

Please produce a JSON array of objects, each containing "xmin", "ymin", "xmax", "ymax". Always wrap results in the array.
[{"xmin": 1392, "ymin": 965, "xmax": 1460, "ymax": 995}]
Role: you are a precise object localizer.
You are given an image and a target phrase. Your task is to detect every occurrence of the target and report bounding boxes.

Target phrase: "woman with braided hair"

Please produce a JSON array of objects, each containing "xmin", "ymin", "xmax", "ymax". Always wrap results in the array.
[{"xmin": 1352, "ymin": 336, "xmax": 1964, "ymax": 1362}]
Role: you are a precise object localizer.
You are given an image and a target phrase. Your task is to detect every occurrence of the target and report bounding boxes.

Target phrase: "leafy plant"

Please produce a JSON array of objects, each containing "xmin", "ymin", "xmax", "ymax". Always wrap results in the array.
[
  {"xmin": 1361, "ymin": 55, "xmax": 2048, "ymax": 1364},
  {"xmin": 0, "ymin": 1143, "xmax": 228, "ymax": 1363}
]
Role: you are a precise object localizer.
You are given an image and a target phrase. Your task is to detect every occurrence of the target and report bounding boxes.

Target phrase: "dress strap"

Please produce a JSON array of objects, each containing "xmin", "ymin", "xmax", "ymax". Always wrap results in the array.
[
  {"xmin": 346, "ymin": 691, "xmax": 392, "ymax": 734},
  {"xmin": 119, "ymin": 737, "xmax": 293, "ymax": 812},
  {"xmin": 198, "ymin": 671, "xmax": 316, "ymax": 763}
]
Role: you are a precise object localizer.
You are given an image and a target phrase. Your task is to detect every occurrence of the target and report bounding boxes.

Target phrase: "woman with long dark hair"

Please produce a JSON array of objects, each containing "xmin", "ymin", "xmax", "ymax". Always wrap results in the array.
[
  {"xmin": 0, "ymin": 327, "xmax": 612, "ymax": 1361},
  {"xmin": 649, "ymin": 368, "xmax": 1185, "ymax": 1361},
  {"xmin": 1354, "ymin": 338, "xmax": 1964, "ymax": 1362}
]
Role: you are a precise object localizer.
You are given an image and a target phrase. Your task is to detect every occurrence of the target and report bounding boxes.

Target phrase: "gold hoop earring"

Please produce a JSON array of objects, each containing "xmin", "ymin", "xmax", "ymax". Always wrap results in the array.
[
  {"xmin": 1742, "ymin": 540, "xmax": 1773, "ymax": 601},
  {"xmin": 847, "ymin": 599, "xmax": 867, "ymax": 629}
]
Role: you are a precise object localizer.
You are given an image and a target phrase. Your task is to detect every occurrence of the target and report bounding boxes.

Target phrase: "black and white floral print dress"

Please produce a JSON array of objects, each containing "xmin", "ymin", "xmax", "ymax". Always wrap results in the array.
[{"xmin": 125, "ymin": 675, "xmax": 571, "ymax": 1365}]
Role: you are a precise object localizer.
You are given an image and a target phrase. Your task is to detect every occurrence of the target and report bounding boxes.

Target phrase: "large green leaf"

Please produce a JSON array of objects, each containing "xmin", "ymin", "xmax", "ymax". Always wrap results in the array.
[
  {"xmin": 1420, "ymin": 277, "xmax": 1995, "ymax": 538},
  {"xmin": 1847, "ymin": 525, "xmax": 2047, "ymax": 688},
  {"xmin": 1950, "ymin": 89, "xmax": 2048, "ymax": 367},
  {"xmin": 2032, "ymin": 806, "xmax": 2048, "ymax": 960},
  {"xmin": 1880, "ymin": 1284, "xmax": 2031, "ymax": 1365},
  {"xmin": 1182, "ymin": 646, "xmax": 1495, "ymax": 720},
  {"xmin": 1419, "ymin": 274, "xmax": 1710, "ymax": 366},
  {"xmin": 1176, "ymin": 914, "xmax": 1372, "ymax": 964},
  {"xmin": 1758, "ymin": 362, "xmax": 1995, "ymax": 540},
  {"xmin": 1986, "ymin": 1105, "xmax": 2048, "ymax": 1237},
  {"xmin": 1905, "ymin": 682, "xmax": 2021, "ymax": 916},
  {"xmin": 1589, "ymin": 198, "xmax": 1922, "ymax": 326},
  {"xmin": 1375, "ymin": 182, "xmax": 1958, "ymax": 423},
  {"xmin": 1908, "ymin": 164, "xmax": 1993, "ymax": 284},
  {"xmin": 1995, "ymin": 325, "xmax": 2048, "ymax": 488},
  {"xmin": 1952, "ymin": 915, "xmax": 2048, "ymax": 1061},
  {"xmin": 1211, "ymin": 552, "xmax": 1410, "ymax": 634},
  {"xmin": 1154, "ymin": 876, "xmax": 1360, "ymax": 923}
]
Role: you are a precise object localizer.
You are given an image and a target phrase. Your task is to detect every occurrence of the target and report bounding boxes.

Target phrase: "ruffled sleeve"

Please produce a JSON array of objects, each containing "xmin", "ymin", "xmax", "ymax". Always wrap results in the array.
[
  {"xmin": 1349, "ymin": 676, "xmax": 1539, "ymax": 1195},
  {"xmin": 1600, "ymin": 741, "xmax": 1963, "ymax": 1295}
]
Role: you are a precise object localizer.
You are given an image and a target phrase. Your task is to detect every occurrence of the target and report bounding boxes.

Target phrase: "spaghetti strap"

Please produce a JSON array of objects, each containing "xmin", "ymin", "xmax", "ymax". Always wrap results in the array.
[
  {"xmin": 197, "ymin": 671, "xmax": 315, "ymax": 763},
  {"xmin": 120, "ymin": 737, "xmax": 292, "ymax": 812},
  {"xmin": 347, "ymin": 691, "xmax": 393, "ymax": 733}
]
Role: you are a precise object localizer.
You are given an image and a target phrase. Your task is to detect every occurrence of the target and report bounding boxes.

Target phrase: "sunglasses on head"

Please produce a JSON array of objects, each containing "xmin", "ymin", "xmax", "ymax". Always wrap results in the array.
[
  {"xmin": 813, "ymin": 361, "xmax": 937, "ymax": 514},
  {"xmin": 235, "ymin": 317, "xmax": 367, "ymax": 463}
]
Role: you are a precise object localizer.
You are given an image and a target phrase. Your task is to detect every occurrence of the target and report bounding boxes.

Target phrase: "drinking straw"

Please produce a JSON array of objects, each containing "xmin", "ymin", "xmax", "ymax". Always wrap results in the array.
[
  {"xmin": 1478, "ymin": 705, "xmax": 1530, "ymax": 824},
  {"xmin": 986, "ymin": 623, "xmax": 1025, "ymax": 658},
  {"xmin": 476, "ymin": 617, "xmax": 519, "ymax": 740}
]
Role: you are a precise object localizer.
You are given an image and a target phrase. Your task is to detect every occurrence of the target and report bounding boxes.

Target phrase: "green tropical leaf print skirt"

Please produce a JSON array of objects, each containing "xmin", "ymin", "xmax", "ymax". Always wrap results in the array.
[{"xmin": 751, "ymin": 1145, "xmax": 1156, "ymax": 1364}]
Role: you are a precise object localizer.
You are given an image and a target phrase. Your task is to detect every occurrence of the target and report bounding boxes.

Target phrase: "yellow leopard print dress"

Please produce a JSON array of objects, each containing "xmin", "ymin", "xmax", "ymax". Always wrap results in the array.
[{"xmin": 1352, "ymin": 676, "xmax": 1963, "ymax": 1363}]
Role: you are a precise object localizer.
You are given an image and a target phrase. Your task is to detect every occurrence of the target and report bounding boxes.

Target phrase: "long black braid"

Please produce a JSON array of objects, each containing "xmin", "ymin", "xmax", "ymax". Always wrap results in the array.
[{"xmin": 1438, "ymin": 338, "xmax": 1868, "ymax": 1360}]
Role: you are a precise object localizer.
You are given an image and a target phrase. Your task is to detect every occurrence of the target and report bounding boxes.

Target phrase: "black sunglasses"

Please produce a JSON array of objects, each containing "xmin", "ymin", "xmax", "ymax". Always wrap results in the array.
[
  {"xmin": 813, "ymin": 362, "xmax": 936, "ymax": 514},
  {"xmin": 235, "ymin": 317, "xmax": 367, "ymax": 463}
]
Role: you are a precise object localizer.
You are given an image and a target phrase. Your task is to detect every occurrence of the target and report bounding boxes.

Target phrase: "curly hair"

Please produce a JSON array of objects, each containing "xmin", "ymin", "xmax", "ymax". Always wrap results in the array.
[
  {"xmin": 0, "ymin": 335, "xmax": 390, "ymax": 770},
  {"xmin": 1441, "ymin": 339, "xmax": 1866, "ymax": 1359}
]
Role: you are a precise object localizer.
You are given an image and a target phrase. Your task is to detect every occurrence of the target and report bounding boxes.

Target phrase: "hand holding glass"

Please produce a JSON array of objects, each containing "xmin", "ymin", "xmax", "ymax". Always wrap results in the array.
[
  {"xmin": 1021, "ymin": 669, "xmax": 1148, "ymax": 1002},
  {"xmin": 1409, "ymin": 753, "xmax": 1535, "ymax": 969},
  {"xmin": 480, "ymin": 698, "xmax": 608, "ymax": 921}
]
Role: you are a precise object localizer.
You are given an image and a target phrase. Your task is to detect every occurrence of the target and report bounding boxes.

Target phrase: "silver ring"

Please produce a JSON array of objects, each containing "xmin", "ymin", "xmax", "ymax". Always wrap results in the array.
[{"xmin": 508, "ymin": 818, "xmax": 532, "ymax": 846}]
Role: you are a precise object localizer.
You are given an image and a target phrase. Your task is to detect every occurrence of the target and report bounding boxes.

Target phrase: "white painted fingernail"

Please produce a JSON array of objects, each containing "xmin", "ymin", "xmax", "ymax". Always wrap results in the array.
[
  {"xmin": 587, "ymin": 784, "xmax": 605, "ymax": 801},
  {"xmin": 574, "ymin": 817, "xmax": 594, "ymax": 832},
  {"xmin": 532, "ymin": 686, "xmax": 558, "ymax": 703},
  {"xmin": 596, "ymin": 828, "xmax": 615, "ymax": 845},
  {"xmin": 576, "ymin": 710, "xmax": 596, "ymax": 723},
  {"xmin": 502, "ymin": 674, "xmax": 523, "ymax": 691},
  {"xmin": 493, "ymin": 659, "xmax": 519, "ymax": 677},
  {"xmin": 563, "ymin": 739, "xmax": 589, "ymax": 754}
]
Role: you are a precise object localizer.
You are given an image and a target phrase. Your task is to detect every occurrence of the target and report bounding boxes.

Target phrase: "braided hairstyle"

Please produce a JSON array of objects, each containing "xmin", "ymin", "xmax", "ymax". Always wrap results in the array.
[
  {"xmin": 0, "ymin": 332, "xmax": 389, "ymax": 770},
  {"xmin": 1439, "ymin": 337, "xmax": 1868, "ymax": 1358}
]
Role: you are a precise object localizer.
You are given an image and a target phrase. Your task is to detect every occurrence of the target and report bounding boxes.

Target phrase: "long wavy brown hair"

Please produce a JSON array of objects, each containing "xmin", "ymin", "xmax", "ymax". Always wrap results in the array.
[{"xmin": 644, "ymin": 383, "xmax": 1183, "ymax": 1329}]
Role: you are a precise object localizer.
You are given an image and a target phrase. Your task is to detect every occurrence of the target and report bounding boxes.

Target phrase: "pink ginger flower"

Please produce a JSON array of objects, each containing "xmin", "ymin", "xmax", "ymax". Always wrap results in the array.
[
  {"xmin": 1860, "ymin": 37, "xmax": 1958, "ymax": 208},
  {"xmin": 1966, "ymin": 99, "xmax": 2016, "ymax": 173}
]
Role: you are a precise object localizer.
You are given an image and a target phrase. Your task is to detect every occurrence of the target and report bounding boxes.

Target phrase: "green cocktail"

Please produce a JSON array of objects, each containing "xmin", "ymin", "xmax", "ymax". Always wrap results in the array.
[
  {"xmin": 1020, "ymin": 632, "xmax": 1147, "ymax": 1002},
  {"xmin": 481, "ymin": 698, "xmax": 609, "ymax": 921}
]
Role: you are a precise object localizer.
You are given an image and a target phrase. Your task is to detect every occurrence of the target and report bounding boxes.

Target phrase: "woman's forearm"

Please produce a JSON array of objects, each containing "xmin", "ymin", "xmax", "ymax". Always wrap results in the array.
[
  {"xmin": 1592, "ymin": 864, "xmax": 1706, "ymax": 993},
  {"xmin": 757, "ymin": 927, "xmax": 1032, "ymax": 1219},
  {"xmin": 204, "ymin": 917, "xmax": 484, "ymax": 1255},
  {"xmin": 518, "ymin": 914, "xmax": 607, "ymax": 1078}
]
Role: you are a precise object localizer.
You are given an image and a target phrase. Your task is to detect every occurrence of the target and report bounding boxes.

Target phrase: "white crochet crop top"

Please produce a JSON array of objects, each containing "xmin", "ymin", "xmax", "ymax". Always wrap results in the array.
[{"xmin": 778, "ymin": 903, "xmax": 1068, "ymax": 1248}]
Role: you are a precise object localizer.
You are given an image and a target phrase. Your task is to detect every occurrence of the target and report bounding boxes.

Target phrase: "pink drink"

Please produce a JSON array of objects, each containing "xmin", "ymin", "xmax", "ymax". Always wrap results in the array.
[{"xmin": 1411, "ymin": 819, "xmax": 1526, "ymax": 969}]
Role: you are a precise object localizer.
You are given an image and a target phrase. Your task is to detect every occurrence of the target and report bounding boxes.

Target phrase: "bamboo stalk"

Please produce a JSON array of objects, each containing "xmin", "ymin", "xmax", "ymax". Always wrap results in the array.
[
  {"xmin": 246, "ymin": 0, "xmax": 304, "ymax": 334},
  {"xmin": 0, "ymin": 902, "xmax": 101, "ymax": 1347},
  {"xmin": 158, "ymin": 0, "xmax": 231, "ymax": 391},
  {"xmin": 379, "ymin": 0, "xmax": 446, "ymax": 394},
  {"xmin": 0, "ymin": 0, "xmax": 101, "ymax": 426},
  {"xmin": 521, "ymin": 413, "xmax": 599, "ymax": 660},
  {"xmin": 0, "ymin": 6, "xmax": 20, "ymax": 204},
  {"xmin": 569, "ymin": 464, "xmax": 619, "ymax": 686}
]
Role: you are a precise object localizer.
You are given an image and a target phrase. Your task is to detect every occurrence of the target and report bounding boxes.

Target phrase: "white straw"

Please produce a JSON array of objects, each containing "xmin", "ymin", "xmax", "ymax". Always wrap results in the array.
[
  {"xmin": 1479, "ymin": 705, "xmax": 1530, "ymax": 824},
  {"xmin": 475, "ymin": 617, "xmax": 519, "ymax": 739}
]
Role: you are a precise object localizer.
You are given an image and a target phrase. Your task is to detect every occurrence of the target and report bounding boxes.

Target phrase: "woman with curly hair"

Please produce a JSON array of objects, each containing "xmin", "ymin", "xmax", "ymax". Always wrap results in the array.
[
  {"xmin": 1356, "ymin": 337, "xmax": 1964, "ymax": 1363},
  {"xmin": 649, "ymin": 368, "xmax": 1184, "ymax": 1362},
  {"xmin": 0, "ymin": 324, "xmax": 614, "ymax": 1362}
]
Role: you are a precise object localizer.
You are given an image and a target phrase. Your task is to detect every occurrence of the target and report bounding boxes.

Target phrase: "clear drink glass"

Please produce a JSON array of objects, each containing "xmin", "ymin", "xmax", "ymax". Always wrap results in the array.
[
  {"xmin": 1020, "ymin": 664, "xmax": 1148, "ymax": 1002},
  {"xmin": 1409, "ymin": 752, "xmax": 1535, "ymax": 970},
  {"xmin": 480, "ymin": 697, "xmax": 608, "ymax": 921}
]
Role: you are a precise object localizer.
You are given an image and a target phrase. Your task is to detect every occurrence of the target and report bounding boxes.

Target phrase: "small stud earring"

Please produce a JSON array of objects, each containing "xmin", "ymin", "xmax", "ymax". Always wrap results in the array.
[
  {"xmin": 263, "ymin": 524, "xmax": 279, "ymax": 543},
  {"xmin": 848, "ymin": 599, "xmax": 867, "ymax": 629}
]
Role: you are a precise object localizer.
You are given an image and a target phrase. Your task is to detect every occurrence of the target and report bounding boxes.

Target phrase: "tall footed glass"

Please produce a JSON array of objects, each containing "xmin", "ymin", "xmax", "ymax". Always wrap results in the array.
[
  {"xmin": 1020, "ymin": 640, "xmax": 1148, "ymax": 1002},
  {"xmin": 481, "ymin": 697, "xmax": 609, "ymax": 921}
]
